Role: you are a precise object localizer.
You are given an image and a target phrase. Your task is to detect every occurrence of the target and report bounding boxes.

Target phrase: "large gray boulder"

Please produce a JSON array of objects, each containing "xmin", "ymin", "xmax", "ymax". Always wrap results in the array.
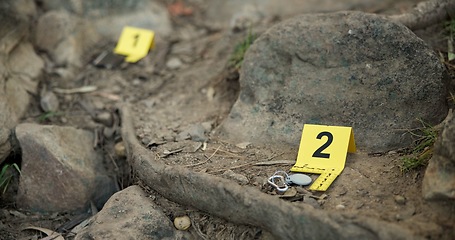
[
  {"xmin": 16, "ymin": 124, "xmax": 117, "ymax": 213},
  {"xmin": 219, "ymin": 12, "xmax": 448, "ymax": 152},
  {"xmin": 75, "ymin": 186, "xmax": 190, "ymax": 240}
]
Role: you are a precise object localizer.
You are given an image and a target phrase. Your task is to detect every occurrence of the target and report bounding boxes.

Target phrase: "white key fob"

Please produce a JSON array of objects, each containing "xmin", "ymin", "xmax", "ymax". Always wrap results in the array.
[{"xmin": 286, "ymin": 173, "xmax": 312, "ymax": 186}]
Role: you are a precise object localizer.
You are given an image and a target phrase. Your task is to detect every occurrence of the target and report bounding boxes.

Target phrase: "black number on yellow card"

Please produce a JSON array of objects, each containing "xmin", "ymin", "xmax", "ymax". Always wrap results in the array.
[{"xmin": 312, "ymin": 131, "xmax": 333, "ymax": 158}]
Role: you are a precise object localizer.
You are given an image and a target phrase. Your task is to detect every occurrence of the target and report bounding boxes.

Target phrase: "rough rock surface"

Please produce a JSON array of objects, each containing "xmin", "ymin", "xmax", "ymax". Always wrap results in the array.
[
  {"xmin": 75, "ymin": 185, "xmax": 190, "ymax": 240},
  {"xmin": 40, "ymin": 0, "xmax": 172, "ymax": 39},
  {"xmin": 0, "ymin": 6, "xmax": 42, "ymax": 164},
  {"xmin": 35, "ymin": 10, "xmax": 100, "ymax": 68},
  {"xmin": 35, "ymin": 0, "xmax": 172, "ymax": 70},
  {"xmin": 15, "ymin": 124, "xmax": 117, "ymax": 213},
  {"xmin": 423, "ymin": 111, "xmax": 455, "ymax": 200},
  {"xmin": 219, "ymin": 11, "xmax": 448, "ymax": 152}
]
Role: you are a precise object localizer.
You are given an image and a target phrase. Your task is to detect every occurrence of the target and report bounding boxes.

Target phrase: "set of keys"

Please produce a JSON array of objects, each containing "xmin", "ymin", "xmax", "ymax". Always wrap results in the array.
[{"xmin": 267, "ymin": 171, "xmax": 312, "ymax": 193}]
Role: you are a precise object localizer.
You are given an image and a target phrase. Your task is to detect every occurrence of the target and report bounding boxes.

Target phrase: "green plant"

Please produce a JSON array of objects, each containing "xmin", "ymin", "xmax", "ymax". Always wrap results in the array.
[
  {"xmin": 229, "ymin": 30, "xmax": 257, "ymax": 70},
  {"xmin": 38, "ymin": 111, "xmax": 62, "ymax": 122},
  {"xmin": 400, "ymin": 120, "xmax": 439, "ymax": 172},
  {"xmin": 0, "ymin": 163, "xmax": 20, "ymax": 194}
]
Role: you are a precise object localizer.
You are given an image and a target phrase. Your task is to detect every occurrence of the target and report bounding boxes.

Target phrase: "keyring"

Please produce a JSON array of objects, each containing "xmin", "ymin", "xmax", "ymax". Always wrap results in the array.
[{"xmin": 267, "ymin": 171, "xmax": 289, "ymax": 193}]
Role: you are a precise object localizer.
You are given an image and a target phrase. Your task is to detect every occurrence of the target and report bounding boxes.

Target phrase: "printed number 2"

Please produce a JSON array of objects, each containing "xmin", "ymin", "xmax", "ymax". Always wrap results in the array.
[{"xmin": 312, "ymin": 131, "xmax": 333, "ymax": 158}]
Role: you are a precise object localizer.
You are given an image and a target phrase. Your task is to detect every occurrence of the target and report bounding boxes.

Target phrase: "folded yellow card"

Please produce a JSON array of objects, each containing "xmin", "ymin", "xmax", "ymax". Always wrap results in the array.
[
  {"xmin": 291, "ymin": 124, "xmax": 355, "ymax": 191},
  {"xmin": 114, "ymin": 26, "xmax": 155, "ymax": 63}
]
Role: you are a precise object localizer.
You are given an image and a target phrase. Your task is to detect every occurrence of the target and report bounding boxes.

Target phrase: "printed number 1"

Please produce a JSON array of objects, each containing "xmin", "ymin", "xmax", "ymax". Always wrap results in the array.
[
  {"xmin": 133, "ymin": 34, "xmax": 139, "ymax": 47},
  {"xmin": 312, "ymin": 131, "xmax": 333, "ymax": 158}
]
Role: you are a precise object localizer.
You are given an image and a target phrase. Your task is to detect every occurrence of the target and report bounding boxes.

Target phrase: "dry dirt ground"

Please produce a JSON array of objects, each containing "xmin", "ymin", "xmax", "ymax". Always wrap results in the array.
[{"xmin": 1, "ymin": 1, "xmax": 455, "ymax": 239}]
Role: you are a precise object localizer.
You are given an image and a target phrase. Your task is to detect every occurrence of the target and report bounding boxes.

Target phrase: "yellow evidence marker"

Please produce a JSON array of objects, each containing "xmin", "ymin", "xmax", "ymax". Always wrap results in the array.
[
  {"xmin": 114, "ymin": 26, "xmax": 155, "ymax": 63},
  {"xmin": 291, "ymin": 124, "xmax": 356, "ymax": 191}
]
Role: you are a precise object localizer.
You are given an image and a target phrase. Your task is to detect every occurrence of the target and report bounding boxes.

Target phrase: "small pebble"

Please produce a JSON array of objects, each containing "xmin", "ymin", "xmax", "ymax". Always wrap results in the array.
[
  {"xmin": 114, "ymin": 141, "xmax": 126, "ymax": 158},
  {"xmin": 236, "ymin": 142, "xmax": 251, "ymax": 149},
  {"xmin": 335, "ymin": 204, "xmax": 346, "ymax": 210},
  {"xmin": 40, "ymin": 91, "xmax": 59, "ymax": 112},
  {"xmin": 174, "ymin": 216, "xmax": 191, "ymax": 230},
  {"xmin": 94, "ymin": 111, "xmax": 113, "ymax": 127},
  {"xmin": 394, "ymin": 195, "xmax": 406, "ymax": 205},
  {"xmin": 166, "ymin": 57, "xmax": 183, "ymax": 70}
]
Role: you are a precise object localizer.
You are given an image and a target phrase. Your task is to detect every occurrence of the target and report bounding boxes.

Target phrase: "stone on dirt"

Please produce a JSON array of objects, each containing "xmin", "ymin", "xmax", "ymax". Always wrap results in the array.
[
  {"xmin": 176, "ymin": 124, "xmax": 208, "ymax": 142},
  {"xmin": 35, "ymin": 0, "xmax": 172, "ymax": 71},
  {"xmin": 422, "ymin": 111, "xmax": 455, "ymax": 200},
  {"xmin": 219, "ymin": 12, "xmax": 448, "ymax": 152},
  {"xmin": 40, "ymin": 0, "xmax": 172, "ymax": 39},
  {"xmin": 15, "ymin": 124, "xmax": 117, "ymax": 213},
  {"xmin": 0, "ymin": 6, "xmax": 43, "ymax": 164},
  {"xmin": 35, "ymin": 10, "xmax": 100, "ymax": 68},
  {"xmin": 40, "ymin": 90, "xmax": 60, "ymax": 112},
  {"xmin": 75, "ymin": 185, "xmax": 190, "ymax": 240}
]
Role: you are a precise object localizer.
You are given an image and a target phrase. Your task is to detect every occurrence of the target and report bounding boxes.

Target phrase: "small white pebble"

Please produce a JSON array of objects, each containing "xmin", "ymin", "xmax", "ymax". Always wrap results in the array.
[
  {"xmin": 335, "ymin": 204, "xmax": 345, "ymax": 210},
  {"xmin": 166, "ymin": 57, "xmax": 183, "ymax": 70},
  {"xmin": 174, "ymin": 216, "xmax": 191, "ymax": 230}
]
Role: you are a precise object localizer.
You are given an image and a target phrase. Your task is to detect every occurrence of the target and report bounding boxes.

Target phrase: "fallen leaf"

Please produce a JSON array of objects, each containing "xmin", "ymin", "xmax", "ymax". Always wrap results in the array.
[{"xmin": 23, "ymin": 226, "xmax": 64, "ymax": 240}]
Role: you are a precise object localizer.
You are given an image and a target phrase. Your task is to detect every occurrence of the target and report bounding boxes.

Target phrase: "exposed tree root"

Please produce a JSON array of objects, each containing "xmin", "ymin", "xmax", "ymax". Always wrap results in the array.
[
  {"xmin": 120, "ymin": 104, "xmax": 419, "ymax": 240},
  {"xmin": 390, "ymin": 0, "xmax": 455, "ymax": 30}
]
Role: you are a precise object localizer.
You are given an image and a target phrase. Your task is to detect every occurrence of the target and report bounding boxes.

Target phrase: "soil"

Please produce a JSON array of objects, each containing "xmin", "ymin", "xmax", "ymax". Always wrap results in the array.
[{"xmin": 1, "ymin": 1, "xmax": 455, "ymax": 239}]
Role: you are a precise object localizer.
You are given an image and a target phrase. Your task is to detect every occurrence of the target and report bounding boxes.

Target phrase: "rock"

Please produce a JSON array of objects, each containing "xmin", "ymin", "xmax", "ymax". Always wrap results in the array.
[
  {"xmin": 201, "ymin": 121, "xmax": 213, "ymax": 132},
  {"xmin": 16, "ymin": 123, "xmax": 117, "ymax": 213},
  {"xmin": 75, "ymin": 186, "xmax": 189, "ymax": 240},
  {"xmin": 173, "ymin": 216, "xmax": 191, "ymax": 231},
  {"xmin": 166, "ymin": 57, "xmax": 183, "ymax": 70},
  {"xmin": 395, "ymin": 204, "xmax": 416, "ymax": 221},
  {"xmin": 4, "ymin": 0, "xmax": 37, "ymax": 20},
  {"xmin": 222, "ymin": 170, "xmax": 249, "ymax": 185},
  {"xmin": 35, "ymin": 10, "xmax": 100, "ymax": 68},
  {"xmin": 219, "ymin": 12, "xmax": 448, "ymax": 153},
  {"xmin": 423, "ymin": 111, "xmax": 455, "ymax": 200},
  {"xmin": 394, "ymin": 195, "xmax": 406, "ymax": 205},
  {"xmin": 207, "ymin": 0, "xmax": 394, "ymax": 28},
  {"xmin": 94, "ymin": 111, "xmax": 113, "ymax": 127},
  {"xmin": 36, "ymin": 0, "xmax": 172, "ymax": 73},
  {"xmin": 176, "ymin": 124, "xmax": 208, "ymax": 142},
  {"xmin": 40, "ymin": 91, "xmax": 59, "ymax": 112},
  {"xmin": 41, "ymin": 0, "xmax": 172, "ymax": 39},
  {"xmin": 0, "ymin": 8, "xmax": 42, "ymax": 164},
  {"xmin": 114, "ymin": 141, "xmax": 126, "ymax": 158},
  {"xmin": 335, "ymin": 204, "xmax": 346, "ymax": 210},
  {"xmin": 236, "ymin": 142, "xmax": 251, "ymax": 149},
  {"xmin": 0, "ymin": 129, "xmax": 13, "ymax": 166},
  {"xmin": 8, "ymin": 42, "xmax": 44, "ymax": 80}
]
